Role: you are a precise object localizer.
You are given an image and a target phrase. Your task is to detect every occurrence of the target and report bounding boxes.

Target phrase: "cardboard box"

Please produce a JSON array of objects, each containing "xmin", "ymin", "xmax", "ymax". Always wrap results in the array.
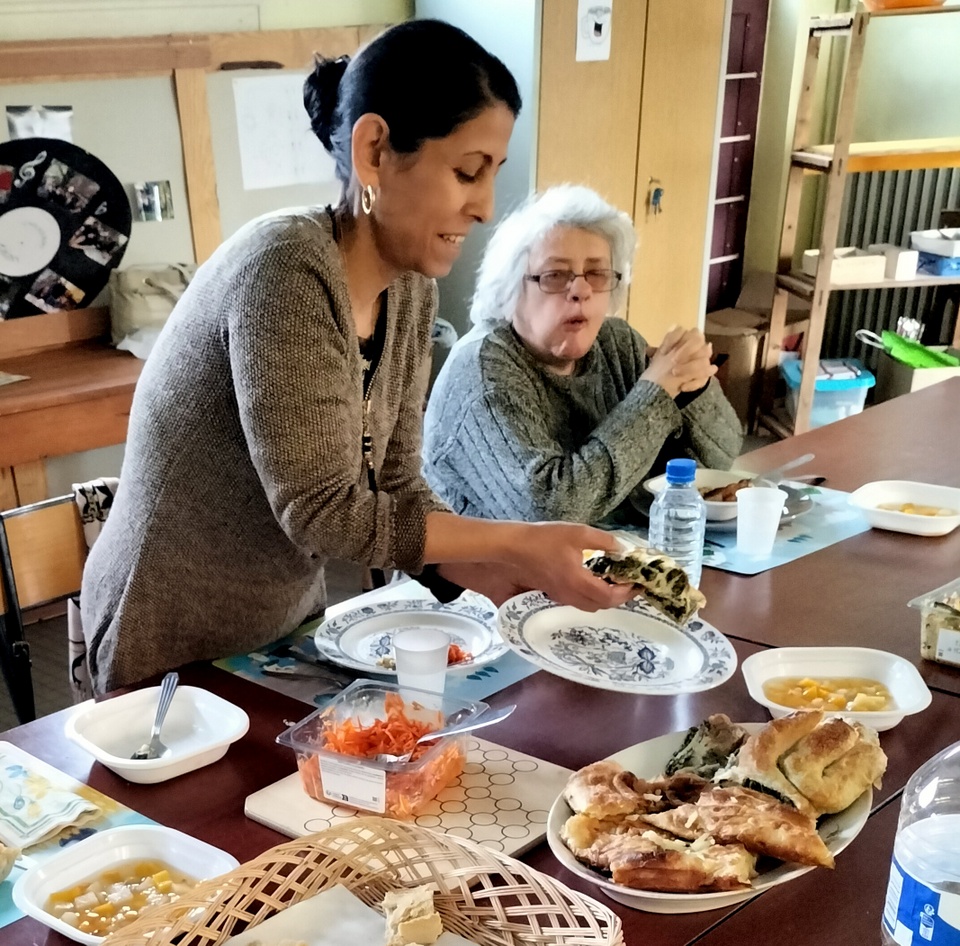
[
  {"xmin": 705, "ymin": 302, "xmax": 812, "ymax": 428},
  {"xmin": 800, "ymin": 247, "xmax": 886, "ymax": 283},
  {"xmin": 874, "ymin": 348, "xmax": 960, "ymax": 403},
  {"xmin": 704, "ymin": 308, "xmax": 764, "ymax": 425}
]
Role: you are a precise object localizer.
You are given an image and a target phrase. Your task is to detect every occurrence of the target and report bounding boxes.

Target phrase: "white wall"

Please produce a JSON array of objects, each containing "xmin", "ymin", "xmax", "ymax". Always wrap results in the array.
[{"xmin": 414, "ymin": 0, "xmax": 540, "ymax": 345}]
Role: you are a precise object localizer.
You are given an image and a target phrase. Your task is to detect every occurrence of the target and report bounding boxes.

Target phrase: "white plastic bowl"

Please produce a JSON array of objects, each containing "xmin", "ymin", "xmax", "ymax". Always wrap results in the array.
[
  {"xmin": 741, "ymin": 646, "xmax": 931, "ymax": 731},
  {"xmin": 65, "ymin": 685, "xmax": 249, "ymax": 784},
  {"xmin": 849, "ymin": 480, "xmax": 960, "ymax": 537},
  {"xmin": 643, "ymin": 468, "xmax": 754, "ymax": 521},
  {"xmin": 11, "ymin": 823, "xmax": 239, "ymax": 945}
]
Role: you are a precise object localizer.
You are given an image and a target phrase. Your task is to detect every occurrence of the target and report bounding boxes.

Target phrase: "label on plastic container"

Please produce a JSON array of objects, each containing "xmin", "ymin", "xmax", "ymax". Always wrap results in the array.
[
  {"xmin": 317, "ymin": 757, "xmax": 386, "ymax": 813},
  {"xmin": 883, "ymin": 854, "xmax": 960, "ymax": 945},
  {"xmin": 936, "ymin": 629, "xmax": 960, "ymax": 667}
]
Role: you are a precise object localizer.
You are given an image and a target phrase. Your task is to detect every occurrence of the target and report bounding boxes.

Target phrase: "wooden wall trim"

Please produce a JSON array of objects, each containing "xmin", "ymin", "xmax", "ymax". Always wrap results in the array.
[
  {"xmin": 0, "ymin": 34, "xmax": 210, "ymax": 83},
  {"xmin": 174, "ymin": 67, "xmax": 222, "ymax": 263}
]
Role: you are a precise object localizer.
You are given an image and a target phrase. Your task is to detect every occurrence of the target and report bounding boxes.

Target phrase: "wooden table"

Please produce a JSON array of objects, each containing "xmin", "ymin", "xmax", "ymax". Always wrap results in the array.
[
  {"xmin": 3, "ymin": 381, "xmax": 960, "ymax": 946},
  {"xmin": 0, "ymin": 308, "xmax": 141, "ymax": 510},
  {"xmin": 703, "ymin": 377, "xmax": 960, "ymax": 694}
]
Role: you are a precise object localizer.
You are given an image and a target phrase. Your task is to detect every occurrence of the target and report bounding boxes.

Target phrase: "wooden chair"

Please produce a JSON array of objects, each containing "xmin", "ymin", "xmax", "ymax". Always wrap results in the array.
[{"xmin": 0, "ymin": 495, "xmax": 86, "ymax": 724}]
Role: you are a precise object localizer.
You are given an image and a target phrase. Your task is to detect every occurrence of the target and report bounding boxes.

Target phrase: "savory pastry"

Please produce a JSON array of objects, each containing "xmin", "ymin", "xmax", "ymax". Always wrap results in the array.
[
  {"xmin": 383, "ymin": 884, "xmax": 443, "ymax": 946},
  {"xmin": 642, "ymin": 784, "xmax": 834, "ymax": 868},
  {"xmin": 700, "ymin": 479, "xmax": 754, "ymax": 502},
  {"xmin": 665, "ymin": 714, "xmax": 748, "ymax": 779},
  {"xmin": 564, "ymin": 762, "xmax": 708, "ymax": 820},
  {"xmin": 714, "ymin": 710, "xmax": 887, "ymax": 819},
  {"xmin": 606, "ymin": 833, "xmax": 756, "ymax": 893},
  {"xmin": 582, "ymin": 546, "xmax": 706, "ymax": 624},
  {"xmin": 780, "ymin": 717, "xmax": 887, "ymax": 814},
  {"xmin": 563, "ymin": 761, "xmax": 646, "ymax": 819},
  {"xmin": 714, "ymin": 710, "xmax": 825, "ymax": 818},
  {"xmin": 561, "ymin": 813, "xmax": 756, "ymax": 892}
]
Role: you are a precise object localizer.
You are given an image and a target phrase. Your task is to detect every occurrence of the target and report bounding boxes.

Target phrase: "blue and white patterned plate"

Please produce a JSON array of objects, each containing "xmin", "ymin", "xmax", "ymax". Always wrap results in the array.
[
  {"xmin": 314, "ymin": 594, "xmax": 506, "ymax": 675},
  {"xmin": 497, "ymin": 592, "xmax": 737, "ymax": 695}
]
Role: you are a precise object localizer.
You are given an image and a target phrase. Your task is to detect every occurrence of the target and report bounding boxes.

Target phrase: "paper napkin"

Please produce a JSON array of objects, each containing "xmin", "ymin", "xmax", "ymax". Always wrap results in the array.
[{"xmin": 0, "ymin": 746, "xmax": 99, "ymax": 849}]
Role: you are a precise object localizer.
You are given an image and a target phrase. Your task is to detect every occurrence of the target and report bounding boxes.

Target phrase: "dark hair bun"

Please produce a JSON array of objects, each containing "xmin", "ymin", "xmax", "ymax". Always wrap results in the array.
[{"xmin": 303, "ymin": 55, "xmax": 350, "ymax": 151}]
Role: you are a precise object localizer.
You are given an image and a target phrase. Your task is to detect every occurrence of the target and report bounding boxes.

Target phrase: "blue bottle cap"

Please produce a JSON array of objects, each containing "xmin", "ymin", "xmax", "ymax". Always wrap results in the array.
[{"xmin": 664, "ymin": 458, "xmax": 697, "ymax": 484}]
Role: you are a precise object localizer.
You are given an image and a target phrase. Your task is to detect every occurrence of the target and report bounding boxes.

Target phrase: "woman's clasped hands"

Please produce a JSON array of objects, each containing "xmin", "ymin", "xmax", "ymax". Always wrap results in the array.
[{"xmin": 642, "ymin": 325, "xmax": 717, "ymax": 398}]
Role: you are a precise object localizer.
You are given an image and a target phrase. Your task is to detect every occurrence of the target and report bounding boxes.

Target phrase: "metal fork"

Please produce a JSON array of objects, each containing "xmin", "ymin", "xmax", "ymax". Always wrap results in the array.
[{"xmin": 131, "ymin": 672, "xmax": 178, "ymax": 760}]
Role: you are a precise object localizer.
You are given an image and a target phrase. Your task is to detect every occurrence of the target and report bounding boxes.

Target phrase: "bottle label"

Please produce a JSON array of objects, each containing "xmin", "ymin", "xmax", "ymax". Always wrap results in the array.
[{"xmin": 883, "ymin": 854, "xmax": 960, "ymax": 945}]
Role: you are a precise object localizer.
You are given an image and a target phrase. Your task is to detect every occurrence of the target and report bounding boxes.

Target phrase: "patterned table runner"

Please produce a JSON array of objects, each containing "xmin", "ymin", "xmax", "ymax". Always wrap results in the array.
[
  {"xmin": 615, "ymin": 484, "xmax": 871, "ymax": 576},
  {"xmin": 214, "ymin": 580, "xmax": 538, "ymax": 709}
]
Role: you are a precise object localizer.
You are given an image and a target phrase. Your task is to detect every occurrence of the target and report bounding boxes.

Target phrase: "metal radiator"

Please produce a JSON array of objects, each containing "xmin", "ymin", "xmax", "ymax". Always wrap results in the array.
[{"xmin": 822, "ymin": 166, "xmax": 960, "ymax": 370}]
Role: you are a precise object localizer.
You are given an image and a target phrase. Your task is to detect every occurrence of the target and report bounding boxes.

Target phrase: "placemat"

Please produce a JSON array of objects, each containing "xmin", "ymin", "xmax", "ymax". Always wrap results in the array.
[
  {"xmin": 615, "ymin": 485, "xmax": 871, "ymax": 576},
  {"xmin": 215, "ymin": 580, "xmax": 538, "ymax": 709},
  {"xmin": 0, "ymin": 742, "xmax": 154, "ymax": 930},
  {"xmin": 245, "ymin": 736, "xmax": 570, "ymax": 859}
]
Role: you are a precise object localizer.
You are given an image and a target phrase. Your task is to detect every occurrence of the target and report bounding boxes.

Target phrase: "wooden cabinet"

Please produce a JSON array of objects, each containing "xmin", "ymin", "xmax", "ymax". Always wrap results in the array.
[{"xmin": 536, "ymin": 0, "xmax": 728, "ymax": 342}]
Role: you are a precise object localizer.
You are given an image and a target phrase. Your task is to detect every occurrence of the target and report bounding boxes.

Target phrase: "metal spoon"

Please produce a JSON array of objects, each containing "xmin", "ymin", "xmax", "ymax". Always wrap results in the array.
[
  {"xmin": 374, "ymin": 703, "xmax": 517, "ymax": 764},
  {"xmin": 131, "ymin": 672, "xmax": 178, "ymax": 760}
]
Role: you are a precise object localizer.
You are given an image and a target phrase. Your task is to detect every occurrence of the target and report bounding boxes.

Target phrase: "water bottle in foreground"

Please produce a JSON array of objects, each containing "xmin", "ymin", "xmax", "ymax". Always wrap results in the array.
[
  {"xmin": 648, "ymin": 458, "xmax": 706, "ymax": 588},
  {"xmin": 881, "ymin": 740, "xmax": 960, "ymax": 945}
]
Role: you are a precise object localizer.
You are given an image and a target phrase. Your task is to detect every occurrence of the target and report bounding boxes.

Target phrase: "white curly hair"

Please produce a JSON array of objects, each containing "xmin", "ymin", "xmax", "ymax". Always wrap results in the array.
[{"xmin": 469, "ymin": 184, "xmax": 637, "ymax": 329}]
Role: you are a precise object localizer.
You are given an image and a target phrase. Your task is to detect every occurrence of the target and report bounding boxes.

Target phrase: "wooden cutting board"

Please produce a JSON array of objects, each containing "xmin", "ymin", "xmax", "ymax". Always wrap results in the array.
[{"xmin": 245, "ymin": 737, "xmax": 571, "ymax": 859}]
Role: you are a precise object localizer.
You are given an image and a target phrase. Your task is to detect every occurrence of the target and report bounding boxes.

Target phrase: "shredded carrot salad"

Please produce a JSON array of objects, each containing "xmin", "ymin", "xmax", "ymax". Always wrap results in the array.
[
  {"xmin": 323, "ymin": 691, "xmax": 439, "ymax": 762},
  {"xmin": 447, "ymin": 643, "xmax": 473, "ymax": 666},
  {"xmin": 295, "ymin": 691, "xmax": 466, "ymax": 819}
]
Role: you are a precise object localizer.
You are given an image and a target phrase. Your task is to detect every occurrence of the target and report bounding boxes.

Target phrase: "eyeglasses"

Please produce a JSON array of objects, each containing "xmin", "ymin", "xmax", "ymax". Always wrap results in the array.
[{"xmin": 524, "ymin": 269, "xmax": 622, "ymax": 294}]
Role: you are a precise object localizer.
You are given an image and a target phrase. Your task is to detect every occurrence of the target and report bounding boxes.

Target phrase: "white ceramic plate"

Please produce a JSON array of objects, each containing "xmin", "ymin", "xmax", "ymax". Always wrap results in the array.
[
  {"xmin": 546, "ymin": 725, "xmax": 871, "ymax": 913},
  {"xmin": 12, "ymin": 824, "xmax": 239, "ymax": 944},
  {"xmin": 740, "ymin": 646, "xmax": 932, "ymax": 731},
  {"xmin": 643, "ymin": 468, "xmax": 755, "ymax": 521},
  {"xmin": 497, "ymin": 592, "xmax": 736, "ymax": 695},
  {"xmin": 314, "ymin": 594, "xmax": 506, "ymax": 675},
  {"xmin": 848, "ymin": 480, "xmax": 960, "ymax": 537}
]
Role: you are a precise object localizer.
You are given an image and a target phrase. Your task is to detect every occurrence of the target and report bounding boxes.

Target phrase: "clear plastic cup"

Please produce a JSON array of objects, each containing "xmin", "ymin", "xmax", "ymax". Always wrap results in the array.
[
  {"xmin": 392, "ymin": 627, "xmax": 450, "ymax": 694},
  {"xmin": 736, "ymin": 487, "xmax": 788, "ymax": 557}
]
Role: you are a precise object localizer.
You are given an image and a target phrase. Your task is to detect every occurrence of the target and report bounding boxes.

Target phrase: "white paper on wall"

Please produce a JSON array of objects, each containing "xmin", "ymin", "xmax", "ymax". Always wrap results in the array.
[
  {"xmin": 575, "ymin": 0, "xmax": 613, "ymax": 62},
  {"xmin": 232, "ymin": 74, "xmax": 336, "ymax": 191}
]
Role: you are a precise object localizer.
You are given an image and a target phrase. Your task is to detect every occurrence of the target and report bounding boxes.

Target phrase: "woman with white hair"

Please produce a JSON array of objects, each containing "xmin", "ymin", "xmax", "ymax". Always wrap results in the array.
[{"xmin": 423, "ymin": 184, "xmax": 742, "ymax": 525}]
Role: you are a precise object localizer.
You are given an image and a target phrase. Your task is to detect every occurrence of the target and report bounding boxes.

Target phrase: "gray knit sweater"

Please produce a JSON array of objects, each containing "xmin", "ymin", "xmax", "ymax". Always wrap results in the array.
[
  {"xmin": 81, "ymin": 208, "xmax": 444, "ymax": 694},
  {"xmin": 423, "ymin": 318, "xmax": 742, "ymax": 523}
]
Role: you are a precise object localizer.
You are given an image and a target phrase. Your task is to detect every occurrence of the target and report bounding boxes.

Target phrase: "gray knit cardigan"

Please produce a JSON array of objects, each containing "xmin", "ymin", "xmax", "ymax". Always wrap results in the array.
[
  {"xmin": 422, "ymin": 318, "xmax": 743, "ymax": 523},
  {"xmin": 81, "ymin": 208, "xmax": 444, "ymax": 694}
]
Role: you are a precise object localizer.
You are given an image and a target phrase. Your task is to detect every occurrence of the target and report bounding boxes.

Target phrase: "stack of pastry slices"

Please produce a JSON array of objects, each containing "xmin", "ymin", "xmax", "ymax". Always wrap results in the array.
[{"xmin": 560, "ymin": 710, "xmax": 886, "ymax": 893}]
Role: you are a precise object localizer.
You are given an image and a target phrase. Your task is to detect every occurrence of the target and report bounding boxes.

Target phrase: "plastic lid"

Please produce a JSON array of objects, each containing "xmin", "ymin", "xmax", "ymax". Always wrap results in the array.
[
  {"xmin": 780, "ymin": 358, "xmax": 876, "ymax": 391},
  {"xmin": 665, "ymin": 458, "xmax": 697, "ymax": 484}
]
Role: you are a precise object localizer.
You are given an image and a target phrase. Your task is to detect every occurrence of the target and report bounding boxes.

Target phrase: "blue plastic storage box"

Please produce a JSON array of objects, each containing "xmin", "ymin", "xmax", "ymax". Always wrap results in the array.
[{"xmin": 780, "ymin": 358, "xmax": 875, "ymax": 428}]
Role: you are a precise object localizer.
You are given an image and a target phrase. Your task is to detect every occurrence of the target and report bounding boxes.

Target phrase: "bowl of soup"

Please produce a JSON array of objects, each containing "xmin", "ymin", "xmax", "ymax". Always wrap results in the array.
[{"xmin": 741, "ymin": 646, "xmax": 931, "ymax": 731}]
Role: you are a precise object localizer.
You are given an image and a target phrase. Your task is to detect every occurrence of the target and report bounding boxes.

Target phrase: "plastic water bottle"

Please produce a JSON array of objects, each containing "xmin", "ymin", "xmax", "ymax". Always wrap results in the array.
[
  {"xmin": 881, "ymin": 740, "xmax": 960, "ymax": 945},
  {"xmin": 648, "ymin": 458, "xmax": 706, "ymax": 588}
]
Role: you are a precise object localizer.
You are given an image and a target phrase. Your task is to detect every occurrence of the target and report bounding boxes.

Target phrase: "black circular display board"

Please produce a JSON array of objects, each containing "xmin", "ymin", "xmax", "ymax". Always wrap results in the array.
[{"xmin": 0, "ymin": 137, "xmax": 131, "ymax": 320}]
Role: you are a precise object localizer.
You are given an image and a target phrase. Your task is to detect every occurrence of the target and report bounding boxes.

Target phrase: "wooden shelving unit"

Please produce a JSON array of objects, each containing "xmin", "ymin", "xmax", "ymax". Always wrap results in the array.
[{"xmin": 755, "ymin": 4, "xmax": 960, "ymax": 436}]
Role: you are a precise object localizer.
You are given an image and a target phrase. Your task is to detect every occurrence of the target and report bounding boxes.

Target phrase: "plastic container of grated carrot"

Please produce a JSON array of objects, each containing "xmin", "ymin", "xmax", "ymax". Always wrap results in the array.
[{"xmin": 277, "ymin": 679, "xmax": 487, "ymax": 820}]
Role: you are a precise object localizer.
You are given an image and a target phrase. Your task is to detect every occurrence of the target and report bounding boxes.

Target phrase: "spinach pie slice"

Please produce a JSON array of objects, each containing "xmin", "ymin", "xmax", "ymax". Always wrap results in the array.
[{"xmin": 583, "ymin": 546, "xmax": 706, "ymax": 624}]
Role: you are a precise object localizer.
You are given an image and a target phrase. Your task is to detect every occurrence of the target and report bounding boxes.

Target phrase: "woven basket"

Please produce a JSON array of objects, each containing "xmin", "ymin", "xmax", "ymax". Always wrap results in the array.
[{"xmin": 105, "ymin": 817, "xmax": 623, "ymax": 946}]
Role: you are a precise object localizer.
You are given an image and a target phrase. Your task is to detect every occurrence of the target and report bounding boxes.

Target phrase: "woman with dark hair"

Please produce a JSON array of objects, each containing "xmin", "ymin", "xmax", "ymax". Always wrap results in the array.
[{"xmin": 80, "ymin": 20, "xmax": 633, "ymax": 695}]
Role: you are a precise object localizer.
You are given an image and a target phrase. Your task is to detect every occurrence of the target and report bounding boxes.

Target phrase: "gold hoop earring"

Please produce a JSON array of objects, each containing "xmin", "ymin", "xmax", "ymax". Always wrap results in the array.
[{"xmin": 361, "ymin": 183, "xmax": 376, "ymax": 215}]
